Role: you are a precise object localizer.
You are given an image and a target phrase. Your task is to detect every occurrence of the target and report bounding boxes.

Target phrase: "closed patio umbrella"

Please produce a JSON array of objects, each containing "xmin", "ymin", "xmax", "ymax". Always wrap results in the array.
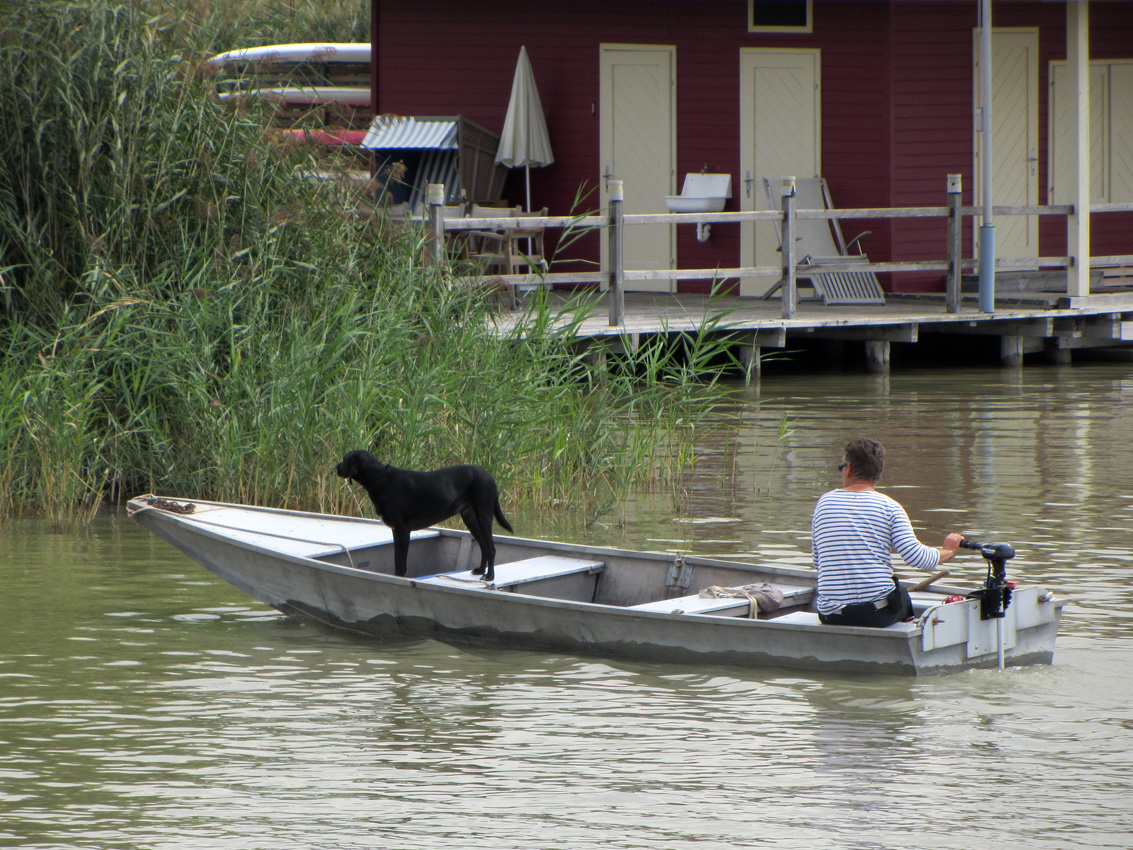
[{"xmin": 494, "ymin": 46, "xmax": 554, "ymax": 212}]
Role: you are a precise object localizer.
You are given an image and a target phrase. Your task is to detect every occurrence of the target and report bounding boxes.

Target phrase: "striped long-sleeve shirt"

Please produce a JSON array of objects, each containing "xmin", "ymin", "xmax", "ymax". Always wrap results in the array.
[{"xmin": 811, "ymin": 489, "xmax": 941, "ymax": 615}]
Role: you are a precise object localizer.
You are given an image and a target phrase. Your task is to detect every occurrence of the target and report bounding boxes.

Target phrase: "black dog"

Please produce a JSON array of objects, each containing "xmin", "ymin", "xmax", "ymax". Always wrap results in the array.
[{"xmin": 336, "ymin": 449, "xmax": 513, "ymax": 581}]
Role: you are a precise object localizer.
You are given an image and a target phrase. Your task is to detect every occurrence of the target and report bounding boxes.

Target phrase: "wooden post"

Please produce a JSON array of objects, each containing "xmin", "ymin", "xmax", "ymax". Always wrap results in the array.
[
  {"xmin": 608, "ymin": 179, "xmax": 625, "ymax": 326},
  {"xmin": 738, "ymin": 336, "xmax": 761, "ymax": 384},
  {"xmin": 427, "ymin": 183, "xmax": 446, "ymax": 269},
  {"xmin": 865, "ymin": 340, "xmax": 891, "ymax": 374},
  {"xmin": 1044, "ymin": 337, "xmax": 1072, "ymax": 365},
  {"xmin": 977, "ymin": 1, "xmax": 996, "ymax": 314},
  {"xmin": 1000, "ymin": 335, "xmax": 1024, "ymax": 367},
  {"xmin": 946, "ymin": 174, "xmax": 963, "ymax": 313},
  {"xmin": 1066, "ymin": 0, "xmax": 1091, "ymax": 298},
  {"xmin": 780, "ymin": 177, "xmax": 797, "ymax": 320}
]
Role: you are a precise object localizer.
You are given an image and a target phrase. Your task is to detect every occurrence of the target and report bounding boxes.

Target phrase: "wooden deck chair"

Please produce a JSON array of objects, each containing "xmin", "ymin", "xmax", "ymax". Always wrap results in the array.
[
  {"xmin": 465, "ymin": 204, "xmax": 517, "ymax": 273},
  {"xmin": 508, "ymin": 207, "xmax": 548, "ymax": 276},
  {"xmin": 439, "ymin": 202, "xmax": 471, "ymax": 259},
  {"xmin": 467, "ymin": 205, "xmax": 547, "ymax": 276},
  {"xmin": 762, "ymin": 177, "xmax": 886, "ymax": 306}
]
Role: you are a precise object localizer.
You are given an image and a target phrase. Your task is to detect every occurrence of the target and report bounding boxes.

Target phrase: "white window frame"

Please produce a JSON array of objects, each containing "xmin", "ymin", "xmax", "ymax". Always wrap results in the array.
[{"xmin": 748, "ymin": 0, "xmax": 812, "ymax": 34}]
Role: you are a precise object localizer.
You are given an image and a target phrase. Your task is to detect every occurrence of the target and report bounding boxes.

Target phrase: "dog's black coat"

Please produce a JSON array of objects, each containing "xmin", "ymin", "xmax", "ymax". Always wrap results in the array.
[{"xmin": 336, "ymin": 449, "xmax": 513, "ymax": 581}]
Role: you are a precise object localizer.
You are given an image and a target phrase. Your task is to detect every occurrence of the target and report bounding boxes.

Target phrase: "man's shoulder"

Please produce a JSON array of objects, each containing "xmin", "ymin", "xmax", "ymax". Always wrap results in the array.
[
  {"xmin": 817, "ymin": 488, "xmax": 895, "ymax": 503},
  {"xmin": 815, "ymin": 488, "xmax": 903, "ymax": 513}
]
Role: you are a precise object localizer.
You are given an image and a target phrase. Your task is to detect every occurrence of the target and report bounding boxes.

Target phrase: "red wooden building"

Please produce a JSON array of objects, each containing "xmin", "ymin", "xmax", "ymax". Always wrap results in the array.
[{"xmin": 368, "ymin": 1, "xmax": 1133, "ymax": 295}]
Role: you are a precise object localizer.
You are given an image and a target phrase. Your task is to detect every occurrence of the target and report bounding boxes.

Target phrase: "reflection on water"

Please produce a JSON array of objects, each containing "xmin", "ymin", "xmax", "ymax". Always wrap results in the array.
[{"xmin": 2, "ymin": 364, "xmax": 1133, "ymax": 848}]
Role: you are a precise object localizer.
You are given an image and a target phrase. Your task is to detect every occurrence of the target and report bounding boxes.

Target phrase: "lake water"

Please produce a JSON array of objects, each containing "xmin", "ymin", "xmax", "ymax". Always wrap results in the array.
[{"xmin": 3, "ymin": 364, "xmax": 1133, "ymax": 849}]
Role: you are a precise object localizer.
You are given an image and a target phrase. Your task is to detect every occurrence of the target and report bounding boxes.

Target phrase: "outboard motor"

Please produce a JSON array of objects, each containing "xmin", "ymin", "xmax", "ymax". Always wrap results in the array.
[{"xmin": 960, "ymin": 539, "xmax": 1015, "ymax": 621}]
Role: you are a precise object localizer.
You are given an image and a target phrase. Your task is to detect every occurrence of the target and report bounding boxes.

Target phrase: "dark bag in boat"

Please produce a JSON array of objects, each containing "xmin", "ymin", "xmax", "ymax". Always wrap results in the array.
[{"xmin": 889, "ymin": 577, "xmax": 914, "ymax": 620}]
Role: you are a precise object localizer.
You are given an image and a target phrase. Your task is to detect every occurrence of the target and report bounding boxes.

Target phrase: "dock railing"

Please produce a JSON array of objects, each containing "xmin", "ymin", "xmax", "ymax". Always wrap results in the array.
[{"xmin": 426, "ymin": 179, "xmax": 1133, "ymax": 326}]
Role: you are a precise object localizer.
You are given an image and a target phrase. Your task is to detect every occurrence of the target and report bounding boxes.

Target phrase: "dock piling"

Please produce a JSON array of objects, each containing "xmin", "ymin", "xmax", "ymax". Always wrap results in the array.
[
  {"xmin": 427, "ymin": 183, "xmax": 446, "ymax": 269},
  {"xmin": 780, "ymin": 177, "xmax": 797, "ymax": 320},
  {"xmin": 947, "ymin": 175, "xmax": 963, "ymax": 313},
  {"xmin": 608, "ymin": 180, "xmax": 625, "ymax": 326}
]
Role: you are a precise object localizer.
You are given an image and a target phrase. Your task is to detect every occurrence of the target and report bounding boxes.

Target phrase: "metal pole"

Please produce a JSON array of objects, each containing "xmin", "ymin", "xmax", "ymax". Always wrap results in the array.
[
  {"xmin": 608, "ymin": 179, "xmax": 625, "ymax": 326},
  {"xmin": 978, "ymin": 0, "xmax": 995, "ymax": 313},
  {"xmin": 427, "ymin": 183, "xmax": 446, "ymax": 269},
  {"xmin": 780, "ymin": 177, "xmax": 797, "ymax": 320},
  {"xmin": 946, "ymin": 174, "xmax": 963, "ymax": 313}
]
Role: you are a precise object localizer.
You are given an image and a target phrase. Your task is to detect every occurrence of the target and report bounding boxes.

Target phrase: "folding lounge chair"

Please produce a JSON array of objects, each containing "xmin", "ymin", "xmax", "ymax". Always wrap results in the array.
[{"xmin": 762, "ymin": 177, "xmax": 886, "ymax": 306}]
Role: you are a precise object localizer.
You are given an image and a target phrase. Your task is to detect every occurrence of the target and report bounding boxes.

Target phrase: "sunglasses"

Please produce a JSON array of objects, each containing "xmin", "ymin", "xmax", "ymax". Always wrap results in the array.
[{"xmin": 837, "ymin": 462, "xmax": 848, "ymax": 471}]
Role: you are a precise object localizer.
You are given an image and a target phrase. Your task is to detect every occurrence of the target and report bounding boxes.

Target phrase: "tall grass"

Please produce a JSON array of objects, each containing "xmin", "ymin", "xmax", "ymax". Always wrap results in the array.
[{"xmin": 0, "ymin": 0, "xmax": 744, "ymax": 526}]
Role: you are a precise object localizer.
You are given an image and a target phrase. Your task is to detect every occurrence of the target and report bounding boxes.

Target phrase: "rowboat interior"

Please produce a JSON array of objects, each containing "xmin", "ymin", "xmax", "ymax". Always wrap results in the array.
[{"xmin": 309, "ymin": 521, "xmax": 978, "ymax": 626}]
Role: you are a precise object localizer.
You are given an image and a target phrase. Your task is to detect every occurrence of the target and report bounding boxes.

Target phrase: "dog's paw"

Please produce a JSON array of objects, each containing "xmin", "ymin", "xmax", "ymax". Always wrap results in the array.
[{"xmin": 471, "ymin": 565, "xmax": 485, "ymax": 576}]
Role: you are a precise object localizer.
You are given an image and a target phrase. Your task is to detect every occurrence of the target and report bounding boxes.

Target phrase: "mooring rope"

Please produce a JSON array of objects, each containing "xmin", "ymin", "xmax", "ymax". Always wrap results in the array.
[{"xmin": 699, "ymin": 583, "xmax": 785, "ymax": 619}]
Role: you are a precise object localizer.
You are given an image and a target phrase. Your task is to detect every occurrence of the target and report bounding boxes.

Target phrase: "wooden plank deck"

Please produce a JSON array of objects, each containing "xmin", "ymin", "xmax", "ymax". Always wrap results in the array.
[{"xmin": 492, "ymin": 287, "xmax": 1133, "ymax": 371}]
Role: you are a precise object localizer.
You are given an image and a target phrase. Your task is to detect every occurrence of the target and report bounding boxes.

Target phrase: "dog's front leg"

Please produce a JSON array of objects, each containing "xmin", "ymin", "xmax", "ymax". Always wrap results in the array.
[{"xmin": 391, "ymin": 527, "xmax": 411, "ymax": 577}]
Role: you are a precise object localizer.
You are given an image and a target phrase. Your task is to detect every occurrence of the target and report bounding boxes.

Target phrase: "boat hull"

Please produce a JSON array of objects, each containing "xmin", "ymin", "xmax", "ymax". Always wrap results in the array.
[{"xmin": 129, "ymin": 497, "xmax": 1064, "ymax": 675}]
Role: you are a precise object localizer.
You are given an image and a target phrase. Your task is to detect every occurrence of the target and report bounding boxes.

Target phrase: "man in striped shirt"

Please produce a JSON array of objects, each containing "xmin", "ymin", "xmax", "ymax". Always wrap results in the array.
[{"xmin": 812, "ymin": 439, "xmax": 964, "ymax": 627}]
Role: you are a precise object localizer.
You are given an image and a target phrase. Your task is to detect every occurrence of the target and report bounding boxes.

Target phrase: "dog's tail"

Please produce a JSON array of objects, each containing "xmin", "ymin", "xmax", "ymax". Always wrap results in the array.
[{"xmin": 494, "ymin": 499, "xmax": 514, "ymax": 533}]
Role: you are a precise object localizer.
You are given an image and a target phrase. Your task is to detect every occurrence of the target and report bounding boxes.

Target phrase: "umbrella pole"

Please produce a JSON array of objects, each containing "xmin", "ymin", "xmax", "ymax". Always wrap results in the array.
[{"xmin": 524, "ymin": 165, "xmax": 534, "ymax": 264}]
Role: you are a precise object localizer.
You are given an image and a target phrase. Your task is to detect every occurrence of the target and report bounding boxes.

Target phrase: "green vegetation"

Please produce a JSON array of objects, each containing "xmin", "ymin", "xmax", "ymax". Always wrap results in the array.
[{"xmin": 0, "ymin": 0, "xmax": 742, "ymax": 526}]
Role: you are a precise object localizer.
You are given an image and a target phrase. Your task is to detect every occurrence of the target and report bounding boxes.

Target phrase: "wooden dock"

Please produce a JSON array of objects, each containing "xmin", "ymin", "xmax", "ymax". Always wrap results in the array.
[
  {"xmin": 495, "ymin": 287, "xmax": 1133, "ymax": 374},
  {"xmin": 432, "ymin": 181, "xmax": 1133, "ymax": 373}
]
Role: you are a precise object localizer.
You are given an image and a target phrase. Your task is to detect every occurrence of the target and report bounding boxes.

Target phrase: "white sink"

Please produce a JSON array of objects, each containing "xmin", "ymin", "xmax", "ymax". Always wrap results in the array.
[
  {"xmin": 665, "ymin": 173, "xmax": 732, "ymax": 240},
  {"xmin": 665, "ymin": 195, "xmax": 727, "ymax": 213}
]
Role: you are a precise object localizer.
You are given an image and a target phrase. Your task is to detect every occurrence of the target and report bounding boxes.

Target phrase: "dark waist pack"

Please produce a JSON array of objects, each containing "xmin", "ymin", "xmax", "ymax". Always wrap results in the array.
[{"xmin": 823, "ymin": 577, "xmax": 913, "ymax": 627}]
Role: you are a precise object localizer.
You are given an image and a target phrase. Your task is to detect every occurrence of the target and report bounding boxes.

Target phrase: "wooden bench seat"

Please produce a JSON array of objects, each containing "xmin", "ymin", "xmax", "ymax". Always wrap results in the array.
[
  {"xmin": 770, "ymin": 610, "xmax": 918, "ymax": 631},
  {"xmin": 419, "ymin": 555, "xmax": 605, "ymax": 590},
  {"xmin": 629, "ymin": 584, "xmax": 814, "ymax": 617},
  {"xmin": 309, "ymin": 529, "xmax": 440, "ymax": 561}
]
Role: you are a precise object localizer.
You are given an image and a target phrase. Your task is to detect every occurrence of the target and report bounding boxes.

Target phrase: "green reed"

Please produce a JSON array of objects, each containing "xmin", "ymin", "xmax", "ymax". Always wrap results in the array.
[{"xmin": 0, "ymin": 0, "xmax": 743, "ymax": 524}]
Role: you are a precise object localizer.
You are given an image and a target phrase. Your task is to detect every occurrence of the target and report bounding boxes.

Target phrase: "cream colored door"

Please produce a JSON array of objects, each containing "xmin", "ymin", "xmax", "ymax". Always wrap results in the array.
[
  {"xmin": 1049, "ymin": 60, "xmax": 1133, "ymax": 204},
  {"xmin": 974, "ymin": 28, "xmax": 1039, "ymax": 261},
  {"xmin": 1048, "ymin": 62, "xmax": 1107, "ymax": 204},
  {"xmin": 600, "ymin": 44, "xmax": 676, "ymax": 292},
  {"xmin": 1111, "ymin": 64, "xmax": 1133, "ymax": 202},
  {"xmin": 739, "ymin": 49, "xmax": 821, "ymax": 296}
]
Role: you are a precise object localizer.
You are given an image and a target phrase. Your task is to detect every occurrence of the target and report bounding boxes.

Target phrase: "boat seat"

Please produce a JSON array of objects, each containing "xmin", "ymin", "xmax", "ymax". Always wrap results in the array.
[
  {"xmin": 419, "ymin": 555, "xmax": 605, "ymax": 590},
  {"xmin": 909, "ymin": 591, "xmax": 950, "ymax": 612},
  {"xmin": 770, "ymin": 610, "xmax": 917, "ymax": 631},
  {"xmin": 628, "ymin": 584, "xmax": 814, "ymax": 616},
  {"xmin": 271, "ymin": 528, "xmax": 442, "ymax": 560}
]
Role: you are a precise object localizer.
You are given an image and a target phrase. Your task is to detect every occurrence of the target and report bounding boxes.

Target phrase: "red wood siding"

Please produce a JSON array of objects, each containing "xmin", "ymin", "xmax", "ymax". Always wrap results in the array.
[
  {"xmin": 887, "ymin": 3, "xmax": 978, "ymax": 291},
  {"xmin": 373, "ymin": 0, "xmax": 1133, "ymax": 293},
  {"xmin": 816, "ymin": 3, "xmax": 893, "ymax": 288}
]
